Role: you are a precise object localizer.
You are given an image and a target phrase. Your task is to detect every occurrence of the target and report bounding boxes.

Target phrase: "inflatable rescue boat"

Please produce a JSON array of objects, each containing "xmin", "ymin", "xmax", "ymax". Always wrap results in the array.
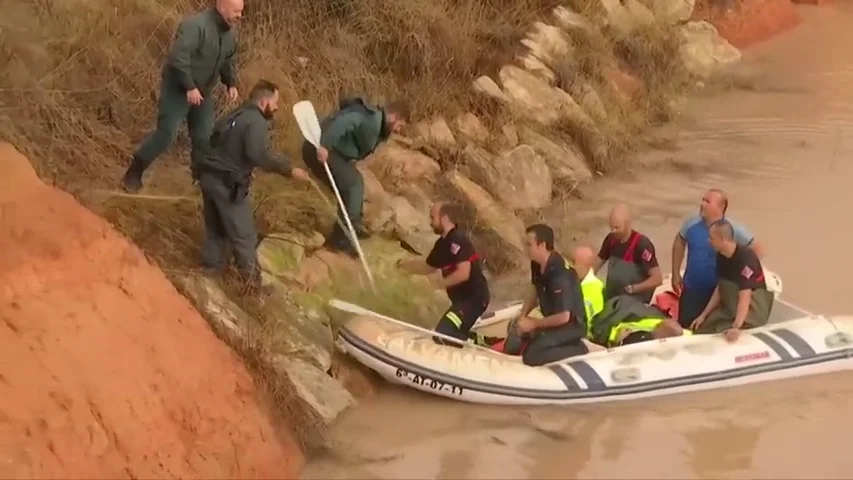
[{"xmin": 334, "ymin": 271, "xmax": 853, "ymax": 405}]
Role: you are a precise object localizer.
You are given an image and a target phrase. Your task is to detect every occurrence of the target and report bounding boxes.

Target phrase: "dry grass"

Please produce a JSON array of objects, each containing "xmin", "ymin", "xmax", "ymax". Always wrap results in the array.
[{"xmin": 0, "ymin": 0, "xmax": 691, "ymax": 455}]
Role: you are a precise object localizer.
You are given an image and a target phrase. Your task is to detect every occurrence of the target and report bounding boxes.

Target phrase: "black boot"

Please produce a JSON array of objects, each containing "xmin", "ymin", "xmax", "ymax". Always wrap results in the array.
[
  {"xmin": 324, "ymin": 226, "xmax": 359, "ymax": 259},
  {"xmin": 354, "ymin": 224, "xmax": 371, "ymax": 239},
  {"xmin": 120, "ymin": 156, "xmax": 146, "ymax": 193}
]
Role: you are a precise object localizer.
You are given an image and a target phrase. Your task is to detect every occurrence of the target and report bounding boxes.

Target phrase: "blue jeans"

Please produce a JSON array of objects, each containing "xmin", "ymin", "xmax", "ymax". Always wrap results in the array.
[{"xmin": 677, "ymin": 286, "xmax": 714, "ymax": 328}]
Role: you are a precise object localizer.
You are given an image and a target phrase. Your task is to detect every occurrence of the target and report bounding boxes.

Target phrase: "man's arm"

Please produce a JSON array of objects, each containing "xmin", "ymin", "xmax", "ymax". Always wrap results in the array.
[
  {"xmin": 397, "ymin": 257, "xmax": 437, "ymax": 275},
  {"xmin": 733, "ymin": 289, "xmax": 753, "ymax": 329},
  {"xmin": 219, "ymin": 40, "xmax": 238, "ymax": 89},
  {"xmin": 697, "ymin": 285, "xmax": 721, "ymax": 319},
  {"xmin": 730, "ymin": 249, "xmax": 764, "ymax": 328},
  {"xmin": 167, "ymin": 20, "xmax": 203, "ymax": 92},
  {"xmin": 594, "ymin": 235, "xmax": 611, "ymax": 272},
  {"xmin": 531, "ymin": 273, "xmax": 574, "ymax": 329},
  {"xmin": 434, "ymin": 261, "xmax": 471, "ymax": 289},
  {"xmin": 631, "ymin": 236, "xmax": 663, "ymax": 293},
  {"xmin": 519, "ymin": 286, "xmax": 539, "ymax": 318},
  {"xmin": 244, "ymin": 118, "xmax": 292, "ymax": 176},
  {"xmin": 353, "ymin": 116, "xmax": 381, "ymax": 159}
]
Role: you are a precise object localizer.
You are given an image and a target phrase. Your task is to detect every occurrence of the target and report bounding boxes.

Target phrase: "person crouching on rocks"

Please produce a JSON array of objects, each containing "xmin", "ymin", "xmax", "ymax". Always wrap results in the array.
[
  {"xmin": 689, "ymin": 220, "xmax": 774, "ymax": 343},
  {"xmin": 301, "ymin": 97, "xmax": 410, "ymax": 258},
  {"xmin": 396, "ymin": 202, "xmax": 497, "ymax": 347}
]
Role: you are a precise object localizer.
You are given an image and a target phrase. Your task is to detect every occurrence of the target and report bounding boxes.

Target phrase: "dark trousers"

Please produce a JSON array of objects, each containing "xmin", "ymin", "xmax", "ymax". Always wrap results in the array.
[
  {"xmin": 677, "ymin": 285, "xmax": 714, "ymax": 328},
  {"xmin": 433, "ymin": 300, "xmax": 489, "ymax": 347},
  {"xmin": 505, "ymin": 320, "xmax": 588, "ymax": 366},
  {"xmin": 301, "ymin": 142, "xmax": 365, "ymax": 250},
  {"xmin": 198, "ymin": 172, "xmax": 259, "ymax": 281},
  {"xmin": 133, "ymin": 71, "xmax": 215, "ymax": 172}
]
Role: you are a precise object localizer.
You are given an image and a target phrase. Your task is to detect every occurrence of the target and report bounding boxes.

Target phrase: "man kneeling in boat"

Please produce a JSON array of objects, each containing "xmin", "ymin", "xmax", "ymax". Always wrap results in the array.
[
  {"xmin": 689, "ymin": 220, "xmax": 774, "ymax": 343},
  {"xmin": 397, "ymin": 201, "xmax": 493, "ymax": 347},
  {"xmin": 506, "ymin": 224, "xmax": 592, "ymax": 366}
]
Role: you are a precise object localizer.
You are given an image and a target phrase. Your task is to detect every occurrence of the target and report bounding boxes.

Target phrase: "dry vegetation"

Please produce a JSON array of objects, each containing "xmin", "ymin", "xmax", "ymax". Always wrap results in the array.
[{"xmin": 0, "ymin": 0, "xmax": 691, "ymax": 452}]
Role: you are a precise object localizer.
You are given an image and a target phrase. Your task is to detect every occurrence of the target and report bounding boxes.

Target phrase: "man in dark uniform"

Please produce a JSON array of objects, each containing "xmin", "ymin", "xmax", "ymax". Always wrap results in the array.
[
  {"xmin": 595, "ymin": 204, "xmax": 662, "ymax": 304},
  {"xmin": 302, "ymin": 97, "xmax": 410, "ymax": 258},
  {"xmin": 509, "ymin": 224, "xmax": 589, "ymax": 366},
  {"xmin": 121, "ymin": 0, "xmax": 244, "ymax": 193},
  {"xmin": 192, "ymin": 80, "xmax": 310, "ymax": 290},
  {"xmin": 689, "ymin": 220, "xmax": 774, "ymax": 343},
  {"xmin": 397, "ymin": 202, "xmax": 493, "ymax": 346}
]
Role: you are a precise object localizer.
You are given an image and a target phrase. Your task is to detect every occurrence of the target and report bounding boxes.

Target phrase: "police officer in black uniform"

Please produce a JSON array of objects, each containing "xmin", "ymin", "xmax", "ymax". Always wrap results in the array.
[
  {"xmin": 192, "ymin": 79, "xmax": 310, "ymax": 290},
  {"xmin": 509, "ymin": 224, "xmax": 589, "ymax": 366},
  {"xmin": 397, "ymin": 202, "xmax": 494, "ymax": 346}
]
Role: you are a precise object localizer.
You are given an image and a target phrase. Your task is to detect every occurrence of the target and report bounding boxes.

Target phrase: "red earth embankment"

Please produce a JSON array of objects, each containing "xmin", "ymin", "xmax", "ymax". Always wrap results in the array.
[
  {"xmin": 0, "ymin": 143, "xmax": 302, "ymax": 478},
  {"xmin": 693, "ymin": 0, "xmax": 801, "ymax": 48}
]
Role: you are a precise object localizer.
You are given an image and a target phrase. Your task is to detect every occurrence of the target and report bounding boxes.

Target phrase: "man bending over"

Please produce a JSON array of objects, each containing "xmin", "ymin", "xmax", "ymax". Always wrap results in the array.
[{"xmin": 397, "ymin": 202, "xmax": 492, "ymax": 347}]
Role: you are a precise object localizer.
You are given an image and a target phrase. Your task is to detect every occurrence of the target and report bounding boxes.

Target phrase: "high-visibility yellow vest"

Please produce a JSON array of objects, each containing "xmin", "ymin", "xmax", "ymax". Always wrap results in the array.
[{"xmin": 580, "ymin": 270, "xmax": 605, "ymax": 337}]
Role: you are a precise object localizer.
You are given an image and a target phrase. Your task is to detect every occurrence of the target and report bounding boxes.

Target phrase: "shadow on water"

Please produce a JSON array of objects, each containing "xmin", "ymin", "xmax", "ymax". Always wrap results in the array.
[{"xmin": 304, "ymin": 4, "xmax": 853, "ymax": 479}]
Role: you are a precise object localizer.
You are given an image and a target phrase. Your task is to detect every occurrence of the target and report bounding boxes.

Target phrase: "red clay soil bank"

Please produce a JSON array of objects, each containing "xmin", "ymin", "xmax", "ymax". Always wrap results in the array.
[
  {"xmin": 692, "ymin": 0, "xmax": 801, "ymax": 48},
  {"xmin": 0, "ymin": 143, "xmax": 303, "ymax": 478}
]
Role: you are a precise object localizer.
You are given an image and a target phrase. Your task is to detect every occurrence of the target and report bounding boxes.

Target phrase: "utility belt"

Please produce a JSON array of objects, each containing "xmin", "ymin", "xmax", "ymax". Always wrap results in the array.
[{"xmin": 197, "ymin": 166, "xmax": 251, "ymax": 202}]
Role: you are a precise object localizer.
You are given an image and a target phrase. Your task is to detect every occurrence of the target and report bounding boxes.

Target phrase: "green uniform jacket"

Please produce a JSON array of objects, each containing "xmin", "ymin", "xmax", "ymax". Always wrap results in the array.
[
  {"xmin": 319, "ymin": 98, "xmax": 389, "ymax": 162},
  {"xmin": 166, "ymin": 7, "xmax": 238, "ymax": 93}
]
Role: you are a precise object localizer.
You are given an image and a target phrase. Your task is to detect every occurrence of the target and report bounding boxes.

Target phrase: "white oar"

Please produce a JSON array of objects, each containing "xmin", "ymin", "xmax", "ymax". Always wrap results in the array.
[{"xmin": 292, "ymin": 100, "xmax": 376, "ymax": 291}]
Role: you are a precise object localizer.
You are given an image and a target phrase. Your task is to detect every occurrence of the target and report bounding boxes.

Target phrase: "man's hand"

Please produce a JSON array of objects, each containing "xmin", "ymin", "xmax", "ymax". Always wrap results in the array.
[
  {"xmin": 227, "ymin": 86, "xmax": 239, "ymax": 103},
  {"xmin": 317, "ymin": 146, "xmax": 329, "ymax": 164},
  {"xmin": 671, "ymin": 272, "xmax": 683, "ymax": 295},
  {"xmin": 625, "ymin": 284, "xmax": 635, "ymax": 294},
  {"xmin": 290, "ymin": 167, "xmax": 311, "ymax": 182},
  {"xmin": 689, "ymin": 313, "xmax": 707, "ymax": 331},
  {"xmin": 187, "ymin": 88, "xmax": 204, "ymax": 106},
  {"xmin": 515, "ymin": 316, "xmax": 538, "ymax": 334},
  {"xmin": 722, "ymin": 328, "xmax": 741, "ymax": 343}
]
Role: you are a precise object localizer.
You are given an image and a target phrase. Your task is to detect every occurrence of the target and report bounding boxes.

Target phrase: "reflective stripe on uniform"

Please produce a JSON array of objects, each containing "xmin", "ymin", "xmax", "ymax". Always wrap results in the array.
[
  {"xmin": 444, "ymin": 310, "xmax": 463, "ymax": 329},
  {"xmin": 609, "ymin": 317, "xmax": 663, "ymax": 345}
]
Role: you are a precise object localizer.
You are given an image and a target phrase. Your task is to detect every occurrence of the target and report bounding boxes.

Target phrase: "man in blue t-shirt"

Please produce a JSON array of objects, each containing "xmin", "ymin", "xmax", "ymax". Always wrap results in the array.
[{"xmin": 670, "ymin": 189, "xmax": 763, "ymax": 328}]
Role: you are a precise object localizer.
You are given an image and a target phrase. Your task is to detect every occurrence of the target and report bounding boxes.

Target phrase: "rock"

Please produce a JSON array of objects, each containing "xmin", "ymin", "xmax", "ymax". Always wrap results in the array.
[
  {"xmin": 568, "ymin": 80, "xmax": 609, "ymax": 124},
  {"xmin": 296, "ymin": 253, "xmax": 331, "ymax": 291},
  {"xmin": 174, "ymin": 275, "xmax": 249, "ymax": 344},
  {"xmin": 271, "ymin": 356, "xmax": 355, "ymax": 427},
  {"xmin": 518, "ymin": 127, "xmax": 593, "ymax": 183},
  {"xmin": 522, "ymin": 21, "xmax": 575, "ymax": 66},
  {"xmin": 502, "ymin": 124, "xmax": 520, "ymax": 147},
  {"xmin": 472, "ymin": 76, "xmax": 510, "ymax": 103},
  {"xmin": 366, "ymin": 142, "xmax": 441, "ymax": 192},
  {"xmin": 258, "ymin": 237, "xmax": 306, "ymax": 279},
  {"xmin": 640, "ymin": 0, "xmax": 695, "ymax": 23},
  {"xmin": 553, "ymin": 6, "xmax": 596, "ymax": 33},
  {"xmin": 412, "ymin": 117, "xmax": 457, "ymax": 148},
  {"xmin": 454, "ymin": 113, "xmax": 491, "ymax": 144},
  {"xmin": 518, "ymin": 53, "xmax": 557, "ymax": 85},
  {"xmin": 387, "ymin": 195, "xmax": 439, "ymax": 255},
  {"xmin": 678, "ymin": 21, "xmax": 741, "ymax": 79},
  {"xmin": 463, "ymin": 145, "xmax": 552, "ymax": 210},
  {"xmin": 604, "ymin": 65, "xmax": 645, "ymax": 100},
  {"xmin": 598, "ymin": 0, "xmax": 656, "ymax": 37},
  {"xmin": 358, "ymin": 166, "xmax": 395, "ymax": 234},
  {"xmin": 329, "ymin": 351, "xmax": 380, "ymax": 399},
  {"xmin": 498, "ymin": 65, "xmax": 594, "ymax": 131},
  {"xmin": 444, "ymin": 171, "xmax": 526, "ymax": 270}
]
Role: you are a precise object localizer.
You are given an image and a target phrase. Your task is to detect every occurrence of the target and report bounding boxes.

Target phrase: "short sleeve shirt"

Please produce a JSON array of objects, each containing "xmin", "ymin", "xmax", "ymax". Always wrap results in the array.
[
  {"xmin": 531, "ymin": 252, "xmax": 586, "ymax": 325},
  {"xmin": 426, "ymin": 227, "xmax": 490, "ymax": 304},
  {"xmin": 679, "ymin": 215, "xmax": 754, "ymax": 292},
  {"xmin": 716, "ymin": 244, "xmax": 766, "ymax": 290},
  {"xmin": 597, "ymin": 230, "xmax": 659, "ymax": 275}
]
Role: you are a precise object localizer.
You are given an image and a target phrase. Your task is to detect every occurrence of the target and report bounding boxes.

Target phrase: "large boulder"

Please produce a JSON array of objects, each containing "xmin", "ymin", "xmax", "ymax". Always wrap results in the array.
[
  {"xmin": 411, "ymin": 117, "xmax": 457, "ymax": 149},
  {"xmin": 553, "ymin": 6, "xmax": 596, "ymax": 34},
  {"xmin": 598, "ymin": 0, "xmax": 656, "ymax": 37},
  {"xmin": 443, "ymin": 171, "xmax": 526, "ymax": 271},
  {"xmin": 518, "ymin": 127, "xmax": 593, "ymax": 184},
  {"xmin": 454, "ymin": 112, "xmax": 491, "ymax": 144},
  {"xmin": 257, "ymin": 231, "xmax": 324, "ymax": 281},
  {"xmin": 174, "ymin": 275, "xmax": 355, "ymax": 432},
  {"xmin": 678, "ymin": 21, "xmax": 741, "ymax": 79},
  {"xmin": 522, "ymin": 21, "xmax": 575, "ymax": 66},
  {"xmin": 463, "ymin": 145, "xmax": 552, "ymax": 210},
  {"xmin": 365, "ymin": 142, "xmax": 442, "ymax": 193},
  {"xmin": 639, "ymin": 0, "xmax": 695, "ymax": 23}
]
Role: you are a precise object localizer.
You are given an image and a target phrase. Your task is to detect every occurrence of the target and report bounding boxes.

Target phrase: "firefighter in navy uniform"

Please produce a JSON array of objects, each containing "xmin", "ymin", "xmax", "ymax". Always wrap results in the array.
[
  {"xmin": 397, "ymin": 202, "xmax": 495, "ymax": 347},
  {"xmin": 508, "ymin": 224, "xmax": 590, "ymax": 366}
]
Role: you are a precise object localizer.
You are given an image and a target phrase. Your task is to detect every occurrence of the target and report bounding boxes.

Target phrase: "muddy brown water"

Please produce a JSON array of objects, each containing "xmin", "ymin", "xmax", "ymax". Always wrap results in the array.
[{"xmin": 303, "ymin": 5, "xmax": 853, "ymax": 479}]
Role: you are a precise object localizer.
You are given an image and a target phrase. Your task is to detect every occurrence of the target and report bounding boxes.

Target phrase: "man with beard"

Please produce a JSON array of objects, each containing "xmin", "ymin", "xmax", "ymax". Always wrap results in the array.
[
  {"xmin": 192, "ymin": 80, "xmax": 311, "ymax": 293},
  {"xmin": 302, "ymin": 97, "xmax": 410, "ymax": 258},
  {"xmin": 397, "ymin": 202, "xmax": 495, "ymax": 347},
  {"xmin": 121, "ymin": 0, "xmax": 245, "ymax": 193}
]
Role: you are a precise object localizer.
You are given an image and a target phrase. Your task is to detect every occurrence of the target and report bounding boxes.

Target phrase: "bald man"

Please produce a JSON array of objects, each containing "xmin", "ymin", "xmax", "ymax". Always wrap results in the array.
[
  {"xmin": 595, "ymin": 204, "xmax": 662, "ymax": 304},
  {"xmin": 121, "ymin": 0, "xmax": 244, "ymax": 193},
  {"xmin": 671, "ymin": 189, "xmax": 763, "ymax": 329},
  {"xmin": 690, "ymin": 220, "xmax": 773, "ymax": 342}
]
